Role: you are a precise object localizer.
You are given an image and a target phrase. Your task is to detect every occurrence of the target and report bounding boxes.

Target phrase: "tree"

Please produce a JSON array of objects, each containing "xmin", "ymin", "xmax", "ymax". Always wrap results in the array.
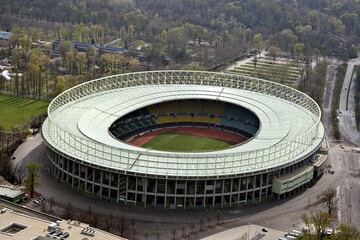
[
  {"xmin": 253, "ymin": 33, "xmax": 263, "ymax": 57},
  {"xmin": 293, "ymin": 43, "xmax": 305, "ymax": 64},
  {"xmin": 165, "ymin": 27, "xmax": 187, "ymax": 61},
  {"xmin": 311, "ymin": 211, "xmax": 331, "ymax": 240},
  {"xmin": 40, "ymin": 201, "xmax": 46, "ymax": 212},
  {"xmin": 207, "ymin": 215, "xmax": 212, "ymax": 228},
  {"xmin": 63, "ymin": 202, "xmax": 74, "ymax": 220},
  {"xmin": 155, "ymin": 225, "xmax": 160, "ymax": 240},
  {"xmin": 127, "ymin": 24, "xmax": 135, "ymax": 41},
  {"xmin": 216, "ymin": 210, "xmax": 223, "ymax": 225},
  {"xmin": 189, "ymin": 223, "xmax": 195, "ymax": 234},
  {"xmin": 144, "ymin": 231, "xmax": 149, "ymax": 240},
  {"xmin": 302, "ymin": 211, "xmax": 332, "ymax": 240},
  {"xmin": 132, "ymin": 225, "xmax": 137, "ymax": 240},
  {"xmin": 333, "ymin": 224, "xmax": 360, "ymax": 240},
  {"xmin": 59, "ymin": 41, "xmax": 71, "ymax": 60},
  {"xmin": 87, "ymin": 205, "xmax": 93, "ymax": 219},
  {"xmin": 24, "ymin": 162, "xmax": 41, "ymax": 198},
  {"xmin": 105, "ymin": 212, "xmax": 113, "ymax": 232},
  {"xmin": 301, "ymin": 212, "xmax": 312, "ymax": 240},
  {"xmin": 117, "ymin": 217, "xmax": 128, "ymax": 237},
  {"xmin": 92, "ymin": 213, "xmax": 100, "ymax": 228},
  {"xmin": 53, "ymin": 76, "xmax": 66, "ymax": 97},
  {"xmin": 279, "ymin": 29, "xmax": 297, "ymax": 53},
  {"xmin": 48, "ymin": 197, "xmax": 55, "ymax": 214},
  {"xmin": 199, "ymin": 218, "xmax": 204, "ymax": 231},
  {"xmin": 131, "ymin": 218, "xmax": 137, "ymax": 240},
  {"xmin": 171, "ymin": 228, "xmax": 176, "ymax": 240},
  {"xmin": 181, "ymin": 225, "xmax": 186, "ymax": 238},
  {"xmin": 253, "ymin": 53, "xmax": 258, "ymax": 69},
  {"xmin": 268, "ymin": 46, "xmax": 281, "ymax": 63},
  {"xmin": 318, "ymin": 188, "xmax": 338, "ymax": 215},
  {"xmin": 76, "ymin": 52, "xmax": 87, "ymax": 74},
  {"xmin": 86, "ymin": 46, "xmax": 97, "ymax": 71}
]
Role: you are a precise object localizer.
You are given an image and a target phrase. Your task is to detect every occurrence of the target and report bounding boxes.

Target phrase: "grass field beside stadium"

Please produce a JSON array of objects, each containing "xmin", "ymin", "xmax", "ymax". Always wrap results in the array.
[
  {"xmin": 0, "ymin": 95, "xmax": 48, "ymax": 129},
  {"xmin": 142, "ymin": 131, "xmax": 236, "ymax": 152}
]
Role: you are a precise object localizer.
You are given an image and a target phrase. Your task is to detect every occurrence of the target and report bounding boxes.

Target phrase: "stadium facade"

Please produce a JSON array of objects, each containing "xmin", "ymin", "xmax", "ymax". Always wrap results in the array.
[{"xmin": 42, "ymin": 71, "xmax": 327, "ymax": 209}]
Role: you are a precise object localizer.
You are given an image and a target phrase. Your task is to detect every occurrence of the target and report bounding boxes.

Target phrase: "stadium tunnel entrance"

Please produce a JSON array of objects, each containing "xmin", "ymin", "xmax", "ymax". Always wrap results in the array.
[{"xmin": 109, "ymin": 99, "xmax": 260, "ymax": 152}]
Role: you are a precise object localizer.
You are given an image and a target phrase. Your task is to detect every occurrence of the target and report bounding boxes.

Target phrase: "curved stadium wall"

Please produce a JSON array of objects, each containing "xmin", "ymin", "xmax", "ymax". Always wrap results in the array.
[{"xmin": 41, "ymin": 71, "xmax": 325, "ymax": 208}]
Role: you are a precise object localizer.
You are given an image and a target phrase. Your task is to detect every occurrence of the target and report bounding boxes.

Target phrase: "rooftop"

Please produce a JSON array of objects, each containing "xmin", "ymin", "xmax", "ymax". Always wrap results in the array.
[
  {"xmin": 42, "ymin": 71, "xmax": 324, "ymax": 177},
  {"xmin": 0, "ymin": 186, "xmax": 24, "ymax": 199},
  {"xmin": 0, "ymin": 209, "xmax": 126, "ymax": 240}
]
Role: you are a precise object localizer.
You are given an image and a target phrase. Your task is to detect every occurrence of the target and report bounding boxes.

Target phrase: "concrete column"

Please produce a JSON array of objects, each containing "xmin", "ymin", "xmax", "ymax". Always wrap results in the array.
[
  {"xmin": 116, "ymin": 173, "xmax": 120, "ymax": 203},
  {"xmin": 91, "ymin": 168, "xmax": 95, "ymax": 196},
  {"xmin": 134, "ymin": 177, "xmax": 138, "ymax": 206},
  {"xmin": 164, "ymin": 180, "xmax": 167, "ymax": 208},
  {"xmin": 100, "ymin": 170, "xmax": 103, "ymax": 199},
  {"xmin": 253, "ymin": 176, "xmax": 256, "ymax": 203},
  {"xmin": 212, "ymin": 180, "xmax": 216, "ymax": 208},
  {"xmin": 259, "ymin": 174, "xmax": 263, "ymax": 202},
  {"xmin": 174, "ymin": 181, "xmax": 177, "ymax": 208},
  {"xmin": 221, "ymin": 180, "xmax": 225, "ymax": 208},
  {"xmin": 108, "ymin": 173, "xmax": 111, "ymax": 200},
  {"xmin": 154, "ymin": 179, "xmax": 158, "ymax": 207},
  {"xmin": 184, "ymin": 180, "xmax": 187, "ymax": 209},
  {"xmin": 144, "ymin": 178, "xmax": 148, "ymax": 207},
  {"xmin": 230, "ymin": 179, "xmax": 233, "ymax": 206},
  {"xmin": 125, "ymin": 176, "xmax": 129, "ymax": 205},
  {"xmin": 265, "ymin": 174, "xmax": 270, "ymax": 199},
  {"xmin": 245, "ymin": 177, "xmax": 249, "ymax": 203},
  {"xmin": 194, "ymin": 180, "xmax": 197, "ymax": 208},
  {"xmin": 237, "ymin": 178, "xmax": 240, "ymax": 205}
]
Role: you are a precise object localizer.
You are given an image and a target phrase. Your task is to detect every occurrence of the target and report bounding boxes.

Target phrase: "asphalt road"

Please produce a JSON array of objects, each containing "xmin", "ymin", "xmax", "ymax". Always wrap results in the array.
[
  {"xmin": 336, "ymin": 58, "xmax": 360, "ymax": 227},
  {"xmin": 11, "ymin": 60, "xmax": 360, "ymax": 239},
  {"xmin": 339, "ymin": 58, "xmax": 360, "ymax": 146}
]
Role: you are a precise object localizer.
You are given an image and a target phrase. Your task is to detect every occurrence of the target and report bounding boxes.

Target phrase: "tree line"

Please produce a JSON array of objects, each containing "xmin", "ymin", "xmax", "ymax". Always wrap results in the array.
[
  {"xmin": 1, "ymin": 0, "xmax": 359, "ymax": 69},
  {"xmin": 0, "ymin": 27, "xmax": 140, "ymax": 99}
]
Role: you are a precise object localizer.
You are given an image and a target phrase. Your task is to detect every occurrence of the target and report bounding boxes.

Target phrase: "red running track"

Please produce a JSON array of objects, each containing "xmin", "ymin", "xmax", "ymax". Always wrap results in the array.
[{"xmin": 125, "ymin": 127, "xmax": 248, "ymax": 147}]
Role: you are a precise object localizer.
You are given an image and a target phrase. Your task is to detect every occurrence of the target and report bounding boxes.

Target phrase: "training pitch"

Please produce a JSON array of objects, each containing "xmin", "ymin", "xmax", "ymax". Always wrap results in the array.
[
  {"xmin": 0, "ymin": 95, "xmax": 48, "ymax": 129},
  {"xmin": 142, "ymin": 131, "xmax": 236, "ymax": 152}
]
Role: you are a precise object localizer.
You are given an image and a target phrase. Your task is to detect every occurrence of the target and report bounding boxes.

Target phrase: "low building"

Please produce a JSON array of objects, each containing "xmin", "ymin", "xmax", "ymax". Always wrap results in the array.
[
  {"xmin": 51, "ymin": 40, "xmax": 127, "ymax": 56},
  {"xmin": 272, "ymin": 165, "xmax": 314, "ymax": 198},
  {"xmin": 0, "ymin": 186, "xmax": 26, "ymax": 203},
  {"xmin": 0, "ymin": 208, "xmax": 127, "ymax": 240}
]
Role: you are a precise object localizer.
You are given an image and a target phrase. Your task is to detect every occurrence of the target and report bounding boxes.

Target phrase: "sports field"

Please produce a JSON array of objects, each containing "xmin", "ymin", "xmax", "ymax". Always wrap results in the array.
[
  {"xmin": 142, "ymin": 131, "xmax": 236, "ymax": 152},
  {"xmin": 0, "ymin": 95, "xmax": 48, "ymax": 129}
]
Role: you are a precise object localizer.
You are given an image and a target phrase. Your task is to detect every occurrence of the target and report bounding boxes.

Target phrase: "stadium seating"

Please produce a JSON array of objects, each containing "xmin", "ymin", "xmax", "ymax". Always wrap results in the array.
[{"xmin": 109, "ymin": 100, "xmax": 260, "ymax": 140}]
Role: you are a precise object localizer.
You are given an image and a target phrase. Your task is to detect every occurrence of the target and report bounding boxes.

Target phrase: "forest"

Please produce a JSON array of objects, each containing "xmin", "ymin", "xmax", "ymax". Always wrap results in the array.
[{"xmin": 0, "ymin": 0, "xmax": 359, "ymax": 63}]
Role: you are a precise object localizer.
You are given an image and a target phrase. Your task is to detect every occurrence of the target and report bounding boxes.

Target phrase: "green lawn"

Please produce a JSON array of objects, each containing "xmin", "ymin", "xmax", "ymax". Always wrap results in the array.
[
  {"xmin": 142, "ymin": 131, "xmax": 236, "ymax": 152},
  {"xmin": 0, "ymin": 95, "xmax": 49, "ymax": 129}
]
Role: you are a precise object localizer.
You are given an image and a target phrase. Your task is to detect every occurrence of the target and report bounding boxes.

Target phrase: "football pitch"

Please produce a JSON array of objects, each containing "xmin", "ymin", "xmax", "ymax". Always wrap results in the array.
[
  {"xmin": 142, "ymin": 131, "xmax": 236, "ymax": 152},
  {"xmin": 0, "ymin": 95, "xmax": 48, "ymax": 129}
]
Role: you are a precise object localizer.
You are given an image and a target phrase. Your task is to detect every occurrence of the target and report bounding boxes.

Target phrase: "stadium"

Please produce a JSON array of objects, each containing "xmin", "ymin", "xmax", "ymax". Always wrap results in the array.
[{"xmin": 41, "ymin": 71, "xmax": 326, "ymax": 209}]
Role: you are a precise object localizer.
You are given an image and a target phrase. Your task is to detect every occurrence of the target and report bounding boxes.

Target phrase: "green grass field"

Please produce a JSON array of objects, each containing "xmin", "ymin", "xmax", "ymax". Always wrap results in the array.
[
  {"xmin": 0, "ymin": 95, "xmax": 49, "ymax": 129},
  {"xmin": 142, "ymin": 131, "xmax": 235, "ymax": 152}
]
